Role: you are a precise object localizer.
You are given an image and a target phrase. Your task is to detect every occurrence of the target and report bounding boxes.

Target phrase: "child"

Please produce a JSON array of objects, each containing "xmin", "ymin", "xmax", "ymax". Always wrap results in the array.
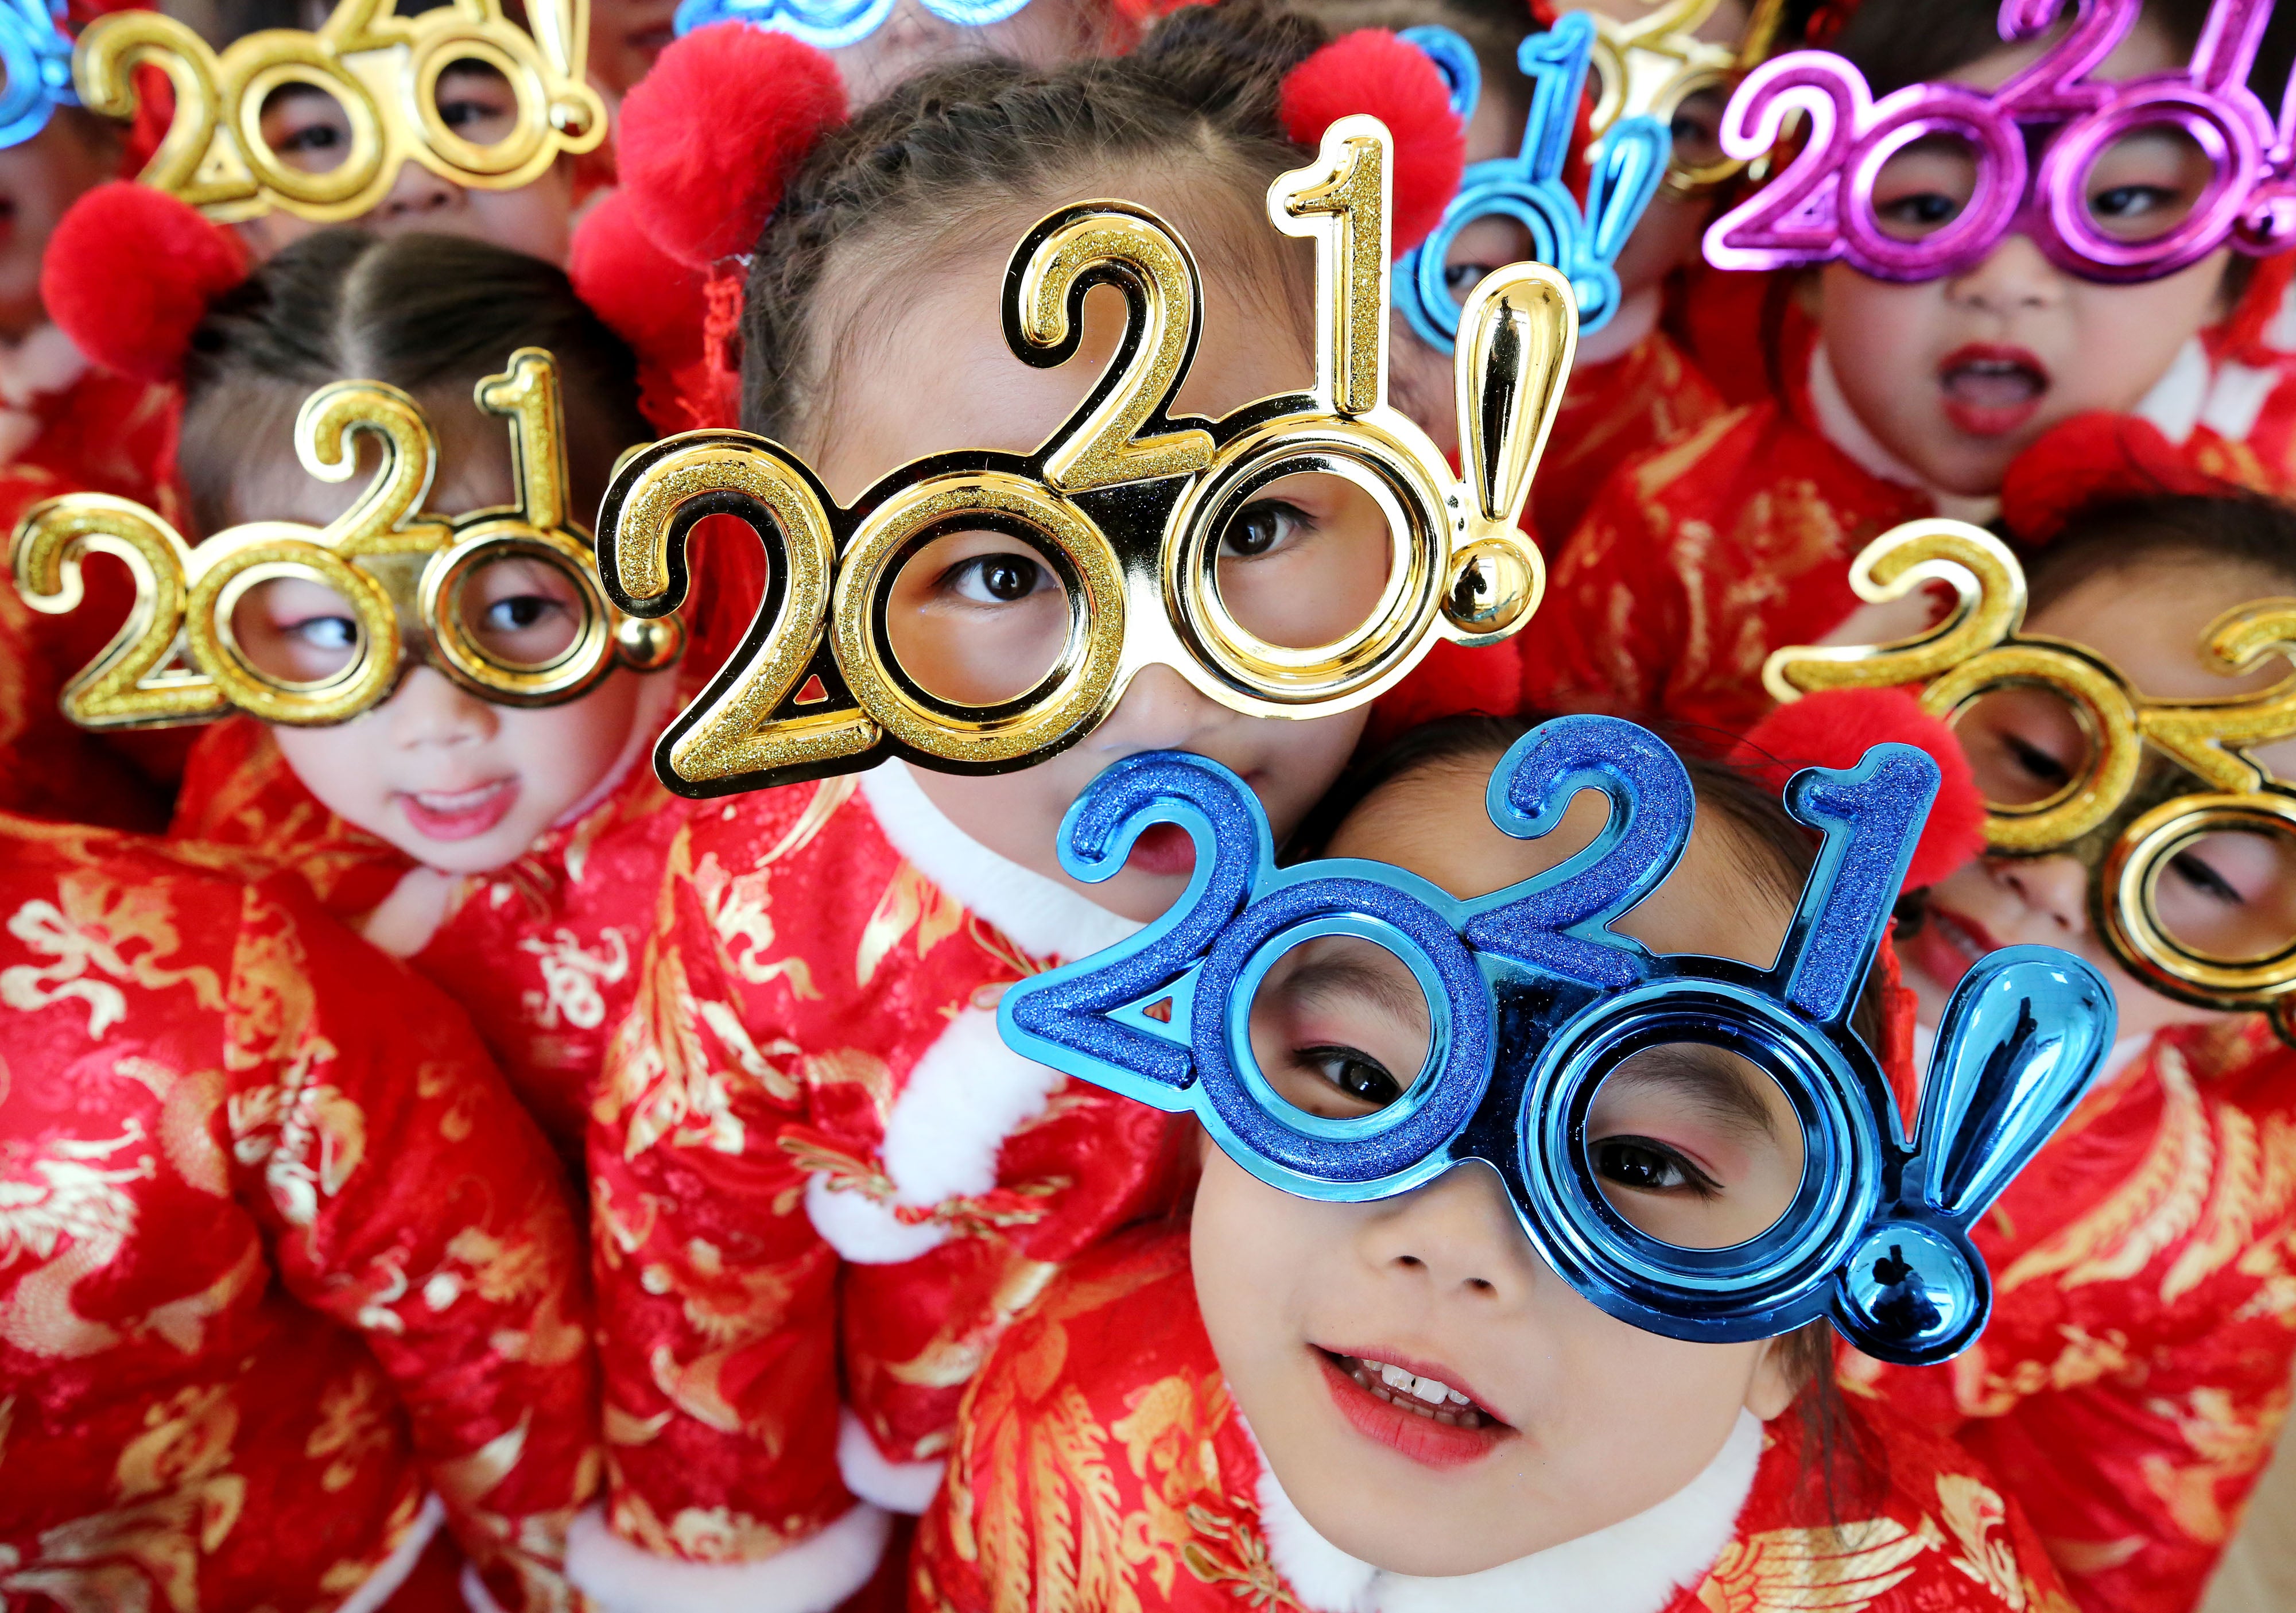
[
  {"xmin": 0, "ymin": 813, "xmax": 598, "ymax": 1611},
  {"xmin": 917, "ymin": 713, "xmax": 2074, "ymax": 1613},
  {"xmin": 559, "ymin": 8, "xmax": 1524, "ymax": 1606},
  {"xmin": 1521, "ymin": 0, "xmax": 2295, "ymax": 736},
  {"xmin": 29, "ymin": 186, "xmax": 691, "ymax": 1157},
  {"xmin": 1751, "ymin": 483, "xmax": 2296, "ymax": 1613}
]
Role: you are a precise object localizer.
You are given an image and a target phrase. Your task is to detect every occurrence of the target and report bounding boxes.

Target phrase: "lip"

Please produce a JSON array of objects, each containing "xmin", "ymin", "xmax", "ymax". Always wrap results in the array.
[
  {"xmin": 1904, "ymin": 901, "xmax": 2003, "ymax": 993},
  {"xmin": 627, "ymin": 22, "xmax": 675, "ymax": 52},
  {"xmin": 1124, "ymin": 821, "xmax": 1197, "ymax": 878},
  {"xmin": 1314, "ymin": 1347, "xmax": 1513, "ymax": 1470},
  {"xmin": 395, "ymin": 777, "xmax": 519, "ymax": 842},
  {"xmin": 1937, "ymin": 343, "xmax": 2051, "ymax": 438}
]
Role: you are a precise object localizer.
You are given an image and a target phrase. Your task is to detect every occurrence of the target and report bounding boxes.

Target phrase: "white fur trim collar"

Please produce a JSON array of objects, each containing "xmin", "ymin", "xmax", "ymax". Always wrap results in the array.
[
  {"xmin": 1805, "ymin": 343, "xmax": 1998, "ymax": 528},
  {"xmin": 858, "ymin": 760, "xmax": 1139, "ymax": 963},
  {"xmin": 839, "ymin": 1406, "xmax": 948, "ymax": 1514},
  {"xmin": 2133, "ymin": 336, "xmax": 2210, "ymax": 445},
  {"xmin": 1255, "ymin": 1410, "xmax": 1764, "ymax": 1613},
  {"xmin": 804, "ymin": 1003, "xmax": 1069, "ymax": 1263},
  {"xmin": 566, "ymin": 1499, "xmax": 891, "ymax": 1613}
]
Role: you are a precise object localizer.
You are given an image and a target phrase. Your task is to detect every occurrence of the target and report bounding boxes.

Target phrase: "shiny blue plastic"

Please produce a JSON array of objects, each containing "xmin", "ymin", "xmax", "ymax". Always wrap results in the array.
[
  {"xmin": 1398, "ymin": 24, "xmax": 1480, "ymax": 125},
  {"xmin": 1000, "ymin": 716, "xmax": 2119, "ymax": 1365},
  {"xmin": 0, "ymin": 0, "xmax": 76, "ymax": 150},
  {"xmin": 671, "ymin": 0, "xmax": 1031, "ymax": 47},
  {"xmin": 1395, "ymin": 16, "xmax": 1669, "ymax": 348}
]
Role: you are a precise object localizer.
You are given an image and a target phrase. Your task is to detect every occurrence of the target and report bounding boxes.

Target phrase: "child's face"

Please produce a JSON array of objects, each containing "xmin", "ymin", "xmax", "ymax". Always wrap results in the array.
[
  {"xmin": 242, "ymin": 67, "xmax": 575, "ymax": 263},
  {"xmin": 828, "ymin": 0, "xmax": 1112, "ymax": 104},
  {"xmin": 1905, "ymin": 561, "xmax": 2296, "ymax": 1043},
  {"xmin": 587, "ymin": 0, "xmax": 681, "ymax": 98},
  {"xmin": 810, "ymin": 184, "xmax": 1379, "ymax": 922},
  {"xmin": 1194, "ymin": 759, "xmax": 1804, "ymax": 1575},
  {"xmin": 236, "ymin": 410, "xmax": 665, "ymax": 874},
  {"xmin": 0, "ymin": 115, "xmax": 117, "ymax": 340},
  {"xmin": 1818, "ymin": 20, "xmax": 2228, "ymax": 497}
]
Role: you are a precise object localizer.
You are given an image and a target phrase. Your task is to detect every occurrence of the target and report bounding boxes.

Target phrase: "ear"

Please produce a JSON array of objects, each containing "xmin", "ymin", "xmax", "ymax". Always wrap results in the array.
[{"xmin": 1742, "ymin": 1335, "xmax": 1802, "ymax": 1422}]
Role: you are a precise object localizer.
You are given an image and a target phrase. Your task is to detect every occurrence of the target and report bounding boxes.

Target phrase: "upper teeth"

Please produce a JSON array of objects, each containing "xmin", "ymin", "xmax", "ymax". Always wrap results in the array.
[{"xmin": 1374, "ymin": 1359, "xmax": 1470, "ymax": 1406}]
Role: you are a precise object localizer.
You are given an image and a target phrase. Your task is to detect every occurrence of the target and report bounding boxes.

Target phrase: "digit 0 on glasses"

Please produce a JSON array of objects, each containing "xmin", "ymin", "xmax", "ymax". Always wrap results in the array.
[{"xmin": 598, "ymin": 118, "xmax": 1576, "ymax": 799}]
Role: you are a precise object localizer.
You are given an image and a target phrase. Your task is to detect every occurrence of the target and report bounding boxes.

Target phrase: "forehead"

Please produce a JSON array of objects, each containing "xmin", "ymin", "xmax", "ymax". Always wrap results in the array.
[
  {"xmin": 1950, "ymin": 11, "xmax": 2182, "ymax": 91},
  {"xmin": 1576, "ymin": 0, "xmax": 1746, "ymax": 48},
  {"xmin": 1327, "ymin": 757, "xmax": 1796, "ymax": 967},
  {"xmin": 808, "ymin": 170, "xmax": 1312, "ymax": 479},
  {"xmin": 226, "ymin": 395, "xmax": 518, "ymax": 530},
  {"xmin": 2033, "ymin": 560, "xmax": 2293, "ymax": 700}
]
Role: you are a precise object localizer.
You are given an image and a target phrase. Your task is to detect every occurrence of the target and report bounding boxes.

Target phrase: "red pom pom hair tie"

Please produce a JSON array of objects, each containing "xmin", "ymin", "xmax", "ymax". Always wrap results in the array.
[
  {"xmin": 1998, "ymin": 412, "xmax": 2236, "ymax": 549},
  {"xmin": 1731, "ymin": 687, "xmax": 1986, "ymax": 894},
  {"xmin": 42, "ymin": 182, "xmax": 248, "ymax": 384},
  {"xmin": 604, "ymin": 22, "xmax": 847, "ymax": 431},
  {"xmin": 1281, "ymin": 29, "xmax": 1468, "ymax": 254}
]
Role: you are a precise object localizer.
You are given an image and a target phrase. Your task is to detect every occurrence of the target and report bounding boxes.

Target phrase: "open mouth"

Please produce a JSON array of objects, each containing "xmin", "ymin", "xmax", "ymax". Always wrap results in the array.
[
  {"xmin": 1903, "ymin": 899, "xmax": 2003, "ymax": 992},
  {"xmin": 396, "ymin": 777, "xmax": 519, "ymax": 842},
  {"xmin": 1316, "ymin": 1347, "xmax": 1512, "ymax": 1468},
  {"xmin": 1938, "ymin": 344, "xmax": 2050, "ymax": 438},
  {"xmin": 1124, "ymin": 821, "xmax": 1197, "ymax": 878}
]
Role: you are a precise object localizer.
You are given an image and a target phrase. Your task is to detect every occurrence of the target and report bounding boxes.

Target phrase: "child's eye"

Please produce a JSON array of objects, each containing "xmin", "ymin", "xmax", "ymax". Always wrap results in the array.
[
  {"xmin": 1220, "ymin": 499, "xmax": 1311, "ymax": 560},
  {"xmin": 278, "ymin": 123, "xmax": 345, "ymax": 157},
  {"xmin": 946, "ymin": 552, "xmax": 1051, "ymax": 604},
  {"xmin": 483, "ymin": 595, "xmax": 567, "ymax": 633},
  {"xmin": 2001, "ymin": 731, "xmax": 2070, "ymax": 789},
  {"xmin": 1591, "ymin": 1136, "xmax": 1720, "ymax": 1200},
  {"xmin": 2166, "ymin": 848, "xmax": 2241, "ymax": 906},
  {"xmin": 1443, "ymin": 261, "xmax": 1502, "ymax": 296},
  {"xmin": 289, "ymin": 615, "xmax": 360, "ymax": 651},
  {"xmin": 2088, "ymin": 184, "xmax": 2179, "ymax": 222},
  {"xmin": 1300, "ymin": 1044, "xmax": 1403, "ymax": 1110},
  {"xmin": 1877, "ymin": 191, "xmax": 1963, "ymax": 229}
]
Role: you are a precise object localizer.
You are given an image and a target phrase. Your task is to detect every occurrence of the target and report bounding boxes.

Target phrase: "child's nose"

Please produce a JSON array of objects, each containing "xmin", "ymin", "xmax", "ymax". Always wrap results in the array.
[
  {"xmin": 371, "ymin": 162, "xmax": 463, "ymax": 228},
  {"xmin": 1356, "ymin": 1164, "xmax": 1539, "ymax": 1306},
  {"xmin": 384, "ymin": 666, "xmax": 501, "ymax": 749},
  {"xmin": 1991, "ymin": 852, "xmax": 2091, "ymax": 938},
  {"xmin": 1944, "ymin": 232, "xmax": 2065, "ymax": 319},
  {"xmin": 1090, "ymin": 664, "xmax": 1235, "ymax": 757}
]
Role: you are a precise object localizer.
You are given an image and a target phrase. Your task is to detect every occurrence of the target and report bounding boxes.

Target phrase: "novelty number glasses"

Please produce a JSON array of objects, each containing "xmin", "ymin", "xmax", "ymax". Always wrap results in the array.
[
  {"xmin": 72, "ymin": 0, "xmax": 606, "ymax": 222},
  {"xmin": 670, "ymin": 0, "xmax": 1029, "ymax": 48},
  {"xmin": 0, "ymin": 0, "xmax": 76, "ymax": 149},
  {"xmin": 1584, "ymin": 0, "xmax": 1788, "ymax": 198},
  {"xmin": 1768, "ymin": 521, "xmax": 2296, "ymax": 1038},
  {"xmin": 10, "ymin": 348, "xmax": 680, "ymax": 728},
  {"xmin": 1000, "ymin": 717, "xmax": 2115, "ymax": 1365},
  {"xmin": 599, "ymin": 119, "xmax": 1576, "ymax": 798},
  {"xmin": 1398, "ymin": 15, "xmax": 1669, "ymax": 347},
  {"xmin": 1705, "ymin": 0, "xmax": 2296, "ymax": 283}
]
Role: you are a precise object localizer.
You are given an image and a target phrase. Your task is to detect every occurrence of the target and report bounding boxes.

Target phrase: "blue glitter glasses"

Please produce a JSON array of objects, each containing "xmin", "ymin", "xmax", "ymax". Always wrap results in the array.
[
  {"xmin": 1000, "ymin": 715, "xmax": 2117, "ymax": 1365},
  {"xmin": 1395, "ymin": 15, "xmax": 1670, "ymax": 347}
]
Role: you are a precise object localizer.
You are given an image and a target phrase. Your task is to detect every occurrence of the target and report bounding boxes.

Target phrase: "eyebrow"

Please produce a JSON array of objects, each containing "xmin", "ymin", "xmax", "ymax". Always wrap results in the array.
[
  {"xmin": 1602, "ymin": 1045, "xmax": 1782, "ymax": 1142},
  {"xmin": 1281, "ymin": 955, "xmax": 1432, "ymax": 1045}
]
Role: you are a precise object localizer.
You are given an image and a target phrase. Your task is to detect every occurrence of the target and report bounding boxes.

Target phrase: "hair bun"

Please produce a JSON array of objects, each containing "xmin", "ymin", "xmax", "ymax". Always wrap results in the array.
[
  {"xmin": 43, "ymin": 182, "xmax": 249, "ymax": 383},
  {"xmin": 618, "ymin": 22, "xmax": 848, "ymax": 271},
  {"xmin": 1999, "ymin": 411, "xmax": 2229, "ymax": 548},
  {"xmin": 1732, "ymin": 687, "xmax": 1984, "ymax": 893},
  {"xmin": 1281, "ymin": 28, "xmax": 1468, "ymax": 254}
]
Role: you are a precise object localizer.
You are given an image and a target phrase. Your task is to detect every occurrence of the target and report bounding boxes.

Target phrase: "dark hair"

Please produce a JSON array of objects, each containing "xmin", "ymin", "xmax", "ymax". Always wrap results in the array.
[
  {"xmin": 2022, "ymin": 490, "xmax": 2296, "ymax": 615},
  {"xmin": 179, "ymin": 229, "xmax": 650, "ymax": 536},
  {"xmin": 739, "ymin": 0, "xmax": 1331, "ymax": 445},
  {"xmin": 1292, "ymin": 710, "xmax": 1886, "ymax": 1510},
  {"xmin": 1828, "ymin": 0, "xmax": 2296, "ymax": 102}
]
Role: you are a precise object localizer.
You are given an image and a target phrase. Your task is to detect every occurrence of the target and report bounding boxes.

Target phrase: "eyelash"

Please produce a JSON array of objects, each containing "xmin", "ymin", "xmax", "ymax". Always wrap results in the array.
[
  {"xmin": 1294, "ymin": 1042, "xmax": 1403, "ymax": 1110},
  {"xmin": 2168, "ymin": 850, "xmax": 2241, "ymax": 906},
  {"xmin": 1591, "ymin": 1135, "xmax": 1723, "ymax": 1201}
]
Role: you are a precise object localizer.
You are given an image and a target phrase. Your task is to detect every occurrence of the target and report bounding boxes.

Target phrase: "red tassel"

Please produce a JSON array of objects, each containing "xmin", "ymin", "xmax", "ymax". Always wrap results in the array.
[
  {"xmin": 1281, "ymin": 30, "xmax": 1468, "ymax": 255},
  {"xmin": 1732, "ymin": 687, "xmax": 1985, "ymax": 893},
  {"xmin": 42, "ymin": 183, "xmax": 247, "ymax": 383}
]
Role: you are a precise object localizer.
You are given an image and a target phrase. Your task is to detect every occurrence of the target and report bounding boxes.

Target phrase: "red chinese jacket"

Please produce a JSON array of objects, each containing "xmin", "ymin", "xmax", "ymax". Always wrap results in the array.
[
  {"xmin": 1531, "ymin": 319, "xmax": 1728, "ymax": 548},
  {"xmin": 1845, "ymin": 1019, "xmax": 2296, "ymax": 1613},
  {"xmin": 569, "ymin": 761, "xmax": 1189, "ymax": 1611},
  {"xmin": 0, "ymin": 334, "xmax": 187, "ymax": 829},
  {"xmin": 0, "ymin": 815, "xmax": 600, "ymax": 1612},
  {"xmin": 914, "ymin": 1226, "xmax": 2078, "ymax": 1613}
]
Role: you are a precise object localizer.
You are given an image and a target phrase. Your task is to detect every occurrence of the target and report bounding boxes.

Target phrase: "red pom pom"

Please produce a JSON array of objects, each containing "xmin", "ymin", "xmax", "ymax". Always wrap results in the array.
[
  {"xmin": 570, "ymin": 189, "xmax": 707, "ymax": 371},
  {"xmin": 1281, "ymin": 29, "xmax": 1467, "ymax": 254},
  {"xmin": 1999, "ymin": 412, "xmax": 2227, "ymax": 548},
  {"xmin": 1732, "ymin": 688, "xmax": 1985, "ymax": 892},
  {"xmin": 617, "ymin": 22, "xmax": 847, "ymax": 270},
  {"xmin": 1364, "ymin": 639, "xmax": 1523, "ymax": 751},
  {"xmin": 42, "ymin": 183, "xmax": 247, "ymax": 383}
]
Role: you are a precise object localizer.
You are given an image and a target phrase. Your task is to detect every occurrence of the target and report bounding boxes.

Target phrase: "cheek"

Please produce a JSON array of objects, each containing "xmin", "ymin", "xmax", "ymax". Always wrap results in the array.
[
  {"xmin": 2054, "ymin": 261, "xmax": 2225, "ymax": 408},
  {"xmin": 1246, "ymin": 711, "xmax": 1368, "ymax": 842},
  {"xmin": 463, "ymin": 181, "xmax": 573, "ymax": 263},
  {"xmin": 269, "ymin": 720, "xmax": 394, "ymax": 826},
  {"xmin": 1189, "ymin": 1153, "xmax": 1321, "ymax": 1374},
  {"xmin": 495, "ymin": 681, "xmax": 640, "ymax": 805},
  {"xmin": 1818, "ymin": 267, "xmax": 1936, "ymax": 377}
]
